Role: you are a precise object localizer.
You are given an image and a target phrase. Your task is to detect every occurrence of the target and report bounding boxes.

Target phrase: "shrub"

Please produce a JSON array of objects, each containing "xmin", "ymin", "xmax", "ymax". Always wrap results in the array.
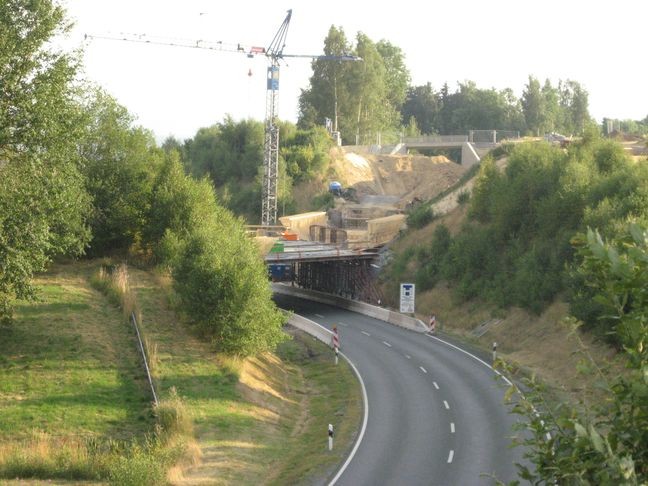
[
  {"xmin": 457, "ymin": 191, "xmax": 470, "ymax": 205},
  {"xmin": 407, "ymin": 205, "xmax": 434, "ymax": 229}
]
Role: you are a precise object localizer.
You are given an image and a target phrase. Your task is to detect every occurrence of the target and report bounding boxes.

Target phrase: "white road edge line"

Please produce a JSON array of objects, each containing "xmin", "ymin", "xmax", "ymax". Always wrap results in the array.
[
  {"xmin": 447, "ymin": 450, "xmax": 454, "ymax": 463},
  {"xmin": 382, "ymin": 341, "xmax": 392, "ymax": 347},
  {"xmin": 427, "ymin": 334, "xmax": 513, "ymax": 386},
  {"xmin": 419, "ymin": 366, "xmax": 427, "ymax": 373},
  {"xmin": 450, "ymin": 422, "xmax": 455, "ymax": 434},
  {"xmin": 361, "ymin": 330, "xmax": 371, "ymax": 336},
  {"xmin": 433, "ymin": 381, "xmax": 439, "ymax": 390},
  {"xmin": 443, "ymin": 400, "xmax": 450, "ymax": 410},
  {"xmin": 329, "ymin": 351, "xmax": 368, "ymax": 486}
]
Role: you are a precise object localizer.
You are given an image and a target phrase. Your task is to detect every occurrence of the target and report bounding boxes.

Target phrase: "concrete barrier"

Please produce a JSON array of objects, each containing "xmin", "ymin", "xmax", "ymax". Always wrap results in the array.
[
  {"xmin": 287, "ymin": 312, "xmax": 334, "ymax": 347},
  {"xmin": 273, "ymin": 284, "xmax": 428, "ymax": 333}
]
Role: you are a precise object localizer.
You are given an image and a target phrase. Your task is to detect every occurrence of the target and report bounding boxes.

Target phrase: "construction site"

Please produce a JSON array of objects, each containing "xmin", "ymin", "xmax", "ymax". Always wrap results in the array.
[{"xmin": 261, "ymin": 145, "xmax": 472, "ymax": 301}]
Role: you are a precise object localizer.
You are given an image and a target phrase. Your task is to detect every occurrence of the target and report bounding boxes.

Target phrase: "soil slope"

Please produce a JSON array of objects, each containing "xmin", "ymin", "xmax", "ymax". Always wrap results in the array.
[{"xmin": 330, "ymin": 150, "xmax": 467, "ymax": 209}]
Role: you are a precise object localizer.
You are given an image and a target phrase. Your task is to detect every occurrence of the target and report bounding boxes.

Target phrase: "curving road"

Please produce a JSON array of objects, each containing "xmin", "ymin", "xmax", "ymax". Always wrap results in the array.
[{"xmin": 274, "ymin": 294, "xmax": 526, "ymax": 486}]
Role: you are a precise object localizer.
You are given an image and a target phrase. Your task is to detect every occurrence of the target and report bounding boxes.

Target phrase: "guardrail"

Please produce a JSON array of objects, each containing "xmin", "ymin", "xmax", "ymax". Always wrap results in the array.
[{"xmin": 273, "ymin": 284, "xmax": 428, "ymax": 333}]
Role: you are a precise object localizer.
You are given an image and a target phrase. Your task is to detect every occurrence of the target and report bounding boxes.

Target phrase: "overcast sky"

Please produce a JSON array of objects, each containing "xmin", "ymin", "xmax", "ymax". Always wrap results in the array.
[{"xmin": 61, "ymin": 0, "xmax": 647, "ymax": 142}]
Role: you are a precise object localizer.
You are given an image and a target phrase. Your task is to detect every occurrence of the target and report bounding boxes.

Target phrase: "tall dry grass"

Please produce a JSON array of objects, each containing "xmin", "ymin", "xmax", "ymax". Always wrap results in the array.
[
  {"xmin": 0, "ymin": 431, "xmax": 111, "ymax": 480},
  {"xmin": 90, "ymin": 262, "xmax": 139, "ymax": 322}
]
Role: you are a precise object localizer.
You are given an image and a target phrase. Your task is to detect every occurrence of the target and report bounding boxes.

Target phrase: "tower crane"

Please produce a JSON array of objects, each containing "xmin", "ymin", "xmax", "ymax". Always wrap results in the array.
[{"xmin": 86, "ymin": 9, "xmax": 360, "ymax": 227}]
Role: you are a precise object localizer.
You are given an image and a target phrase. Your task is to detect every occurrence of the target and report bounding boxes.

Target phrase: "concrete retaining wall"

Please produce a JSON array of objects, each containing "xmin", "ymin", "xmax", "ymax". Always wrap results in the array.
[
  {"xmin": 279, "ymin": 212, "xmax": 327, "ymax": 240},
  {"xmin": 461, "ymin": 142, "xmax": 481, "ymax": 167},
  {"xmin": 273, "ymin": 283, "xmax": 428, "ymax": 333}
]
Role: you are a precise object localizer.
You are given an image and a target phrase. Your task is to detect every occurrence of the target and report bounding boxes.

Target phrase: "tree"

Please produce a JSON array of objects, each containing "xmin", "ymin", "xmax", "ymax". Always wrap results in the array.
[
  {"xmin": 79, "ymin": 89, "xmax": 163, "ymax": 255},
  {"xmin": 182, "ymin": 117, "xmax": 264, "ymax": 221},
  {"xmin": 541, "ymin": 79, "xmax": 560, "ymax": 133},
  {"xmin": 440, "ymin": 82, "xmax": 526, "ymax": 134},
  {"xmin": 401, "ymin": 83, "xmax": 441, "ymax": 135},
  {"xmin": 376, "ymin": 40, "xmax": 410, "ymax": 114},
  {"xmin": 506, "ymin": 224, "xmax": 648, "ymax": 484},
  {"xmin": 0, "ymin": 0, "xmax": 91, "ymax": 321},
  {"xmin": 299, "ymin": 29, "xmax": 409, "ymax": 143},
  {"xmin": 522, "ymin": 76, "xmax": 545, "ymax": 136},
  {"xmin": 559, "ymin": 80, "xmax": 591, "ymax": 135},
  {"xmin": 298, "ymin": 26, "xmax": 354, "ymax": 134},
  {"xmin": 148, "ymin": 155, "xmax": 286, "ymax": 355}
]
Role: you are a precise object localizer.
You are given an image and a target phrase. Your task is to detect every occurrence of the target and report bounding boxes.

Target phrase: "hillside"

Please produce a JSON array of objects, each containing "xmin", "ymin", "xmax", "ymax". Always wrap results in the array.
[
  {"xmin": 291, "ymin": 149, "xmax": 467, "ymax": 214},
  {"xmin": 377, "ymin": 144, "xmax": 633, "ymax": 406},
  {"xmin": 0, "ymin": 261, "xmax": 361, "ymax": 484}
]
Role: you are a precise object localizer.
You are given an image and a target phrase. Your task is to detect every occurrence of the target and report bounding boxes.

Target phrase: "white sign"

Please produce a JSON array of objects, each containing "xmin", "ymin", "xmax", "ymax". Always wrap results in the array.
[{"xmin": 400, "ymin": 283, "xmax": 415, "ymax": 314}]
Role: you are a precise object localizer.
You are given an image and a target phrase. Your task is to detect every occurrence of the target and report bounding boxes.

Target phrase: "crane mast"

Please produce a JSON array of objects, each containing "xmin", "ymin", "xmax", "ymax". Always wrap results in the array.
[{"xmin": 261, "ymin": 10, "xmax": 292, "ymax": 227}]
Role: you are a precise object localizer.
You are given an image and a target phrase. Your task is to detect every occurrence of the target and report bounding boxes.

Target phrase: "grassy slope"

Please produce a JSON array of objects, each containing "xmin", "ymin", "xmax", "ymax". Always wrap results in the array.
[
  {"xmin": 122, "ymin": 266, "xmax": 362, "ymax": 484},
  {"xmin": 0, "ymin": 262, "xmax": 152, "ymax": 442},
  {"xmin": 0, "ymin": 263, "xmax": 361, "ymax": 484}
]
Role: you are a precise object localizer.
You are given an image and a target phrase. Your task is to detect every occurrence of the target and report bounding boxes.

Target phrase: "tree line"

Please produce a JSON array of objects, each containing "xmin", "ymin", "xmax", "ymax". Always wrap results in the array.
[
  {"xmin": 0, "ymin": 1, "xmax": 284, "ymax": 355},
  {"xmin": 386, "ymin": 135, "xmax": 648, "ymax": 482},
  {"xmin": 296, "ymin": 27, "xmax": 600, "ymax": 143}
]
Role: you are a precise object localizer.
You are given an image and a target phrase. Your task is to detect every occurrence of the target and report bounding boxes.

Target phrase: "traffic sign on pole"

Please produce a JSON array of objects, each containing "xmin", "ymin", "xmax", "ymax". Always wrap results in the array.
[{"xmin": 400, "ymin": 283, "xmax": 415, "ymax": 314}]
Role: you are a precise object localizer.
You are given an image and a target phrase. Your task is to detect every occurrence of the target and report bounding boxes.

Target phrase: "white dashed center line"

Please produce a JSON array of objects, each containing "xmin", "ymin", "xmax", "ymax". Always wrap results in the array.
[
  {"xmin": 447, "ymin": 450, "xmax": 454, "ymax": 463},
  {"xmin": 405, "ymin": 354, "xmax": 411, "ymax": 359},
  {"xmin": 361, "ymin": 331, "xmax": 371, "ymax": 336},
  {"xmin": 450, "ymin": 422, "xmax": 455, "ymax": 434},
  {"xmin": 419, "ymin": 366, "xmax": 427, "ymax": 373},
  {"xmin": 314, "ymin": 314, "xmax": 324, "ymax": 319},
  {"xmin": 433, "ymin": 382, "xmax": 439, "ymax": 390},
  {"xmin": 382, "ymin": 341, "xmax": 392, "ymax": 348},
  {"xmin": 443, "ymin": 400, "xmax": 450, "ymax": 410}
]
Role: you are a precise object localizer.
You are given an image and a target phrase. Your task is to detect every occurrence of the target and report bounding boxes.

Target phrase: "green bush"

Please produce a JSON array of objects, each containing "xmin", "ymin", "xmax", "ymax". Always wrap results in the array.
[
  {"xmin": 407, "ymin": 205, "xmax": 434, "ymax": 229},
  {"xmin": 172, "ymin": 218, "xmax": 286, "ymax": 355},
  {"xmin": 108, "ymin": 443, "xmax": 166, "ymax": 486},
  {"xmin": 386, "ymin": 138, "xmax": 648, "ymax": 315},
  {"xmin": 456, "ymin": 191, "xmax": 470, "ymax": 205}
]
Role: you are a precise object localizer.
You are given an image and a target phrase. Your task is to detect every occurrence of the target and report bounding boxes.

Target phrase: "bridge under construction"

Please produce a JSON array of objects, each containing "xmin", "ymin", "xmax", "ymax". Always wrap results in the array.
[{"xmin": 265, "ymin": 240, "xmax": 383, "ymax": 304}]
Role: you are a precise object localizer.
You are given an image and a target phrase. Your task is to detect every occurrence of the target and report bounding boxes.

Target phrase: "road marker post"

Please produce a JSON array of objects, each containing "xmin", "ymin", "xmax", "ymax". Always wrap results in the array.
[
  {"xmin": 332, "ymin": 325, "xmax": 340, "ymax": 365},
  {"xmin": 429, "ymin": 314, "xmax": 436, "ymax": 334},
  {"xmin": 328, "ymin": 423, "xmax": 334, "ymax": 451},
  {"xmin": 492, "ymin": 342, "xmax": 497, "ymax": 363}
]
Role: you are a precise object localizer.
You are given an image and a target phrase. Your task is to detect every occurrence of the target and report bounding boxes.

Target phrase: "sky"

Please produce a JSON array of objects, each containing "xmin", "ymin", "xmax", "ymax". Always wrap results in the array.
[{"xmin": 61, "ymin": 0, "xmax": 648, "ymax": 142}]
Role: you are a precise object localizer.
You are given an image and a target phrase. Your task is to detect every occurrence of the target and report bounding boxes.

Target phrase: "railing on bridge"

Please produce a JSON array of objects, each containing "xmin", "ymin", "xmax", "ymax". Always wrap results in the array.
[
  {"xmin": 402, "ymin": 135, "xmax": 469, "ymax": 145},
  {"xmin": 469, "ymin": 130, "xmax": 521, "ymax": 144}
]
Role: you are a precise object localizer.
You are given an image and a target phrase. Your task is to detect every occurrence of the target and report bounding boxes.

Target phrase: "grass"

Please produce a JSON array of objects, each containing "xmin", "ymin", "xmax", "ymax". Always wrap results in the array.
[
  {"xmin": 0, "ymin": 262, "xmax": 152, "ymax": 442},
  {"xmin": 0, "ymin": 261, "xmax": 362, "ymax": 484},
  {"xmin": 122, "ymin": 266, "xmax": 363, "ymax": 484},
  {"xmin": 270, "ymin": 332, "xmax": 362, "ymax": 485}
]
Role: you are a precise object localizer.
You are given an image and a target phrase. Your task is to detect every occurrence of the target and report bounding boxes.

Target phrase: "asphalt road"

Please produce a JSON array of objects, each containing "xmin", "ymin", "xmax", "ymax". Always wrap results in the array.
[{"xmin": 274, "ymin": 294, "xmax": 526, "ymax": 486}]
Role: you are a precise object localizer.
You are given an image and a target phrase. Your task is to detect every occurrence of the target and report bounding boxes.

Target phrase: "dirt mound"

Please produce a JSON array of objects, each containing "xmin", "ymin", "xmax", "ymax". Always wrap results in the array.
[{"xmin": 330, "ymin": 151, "xmax": 467, "ymax": 209}]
